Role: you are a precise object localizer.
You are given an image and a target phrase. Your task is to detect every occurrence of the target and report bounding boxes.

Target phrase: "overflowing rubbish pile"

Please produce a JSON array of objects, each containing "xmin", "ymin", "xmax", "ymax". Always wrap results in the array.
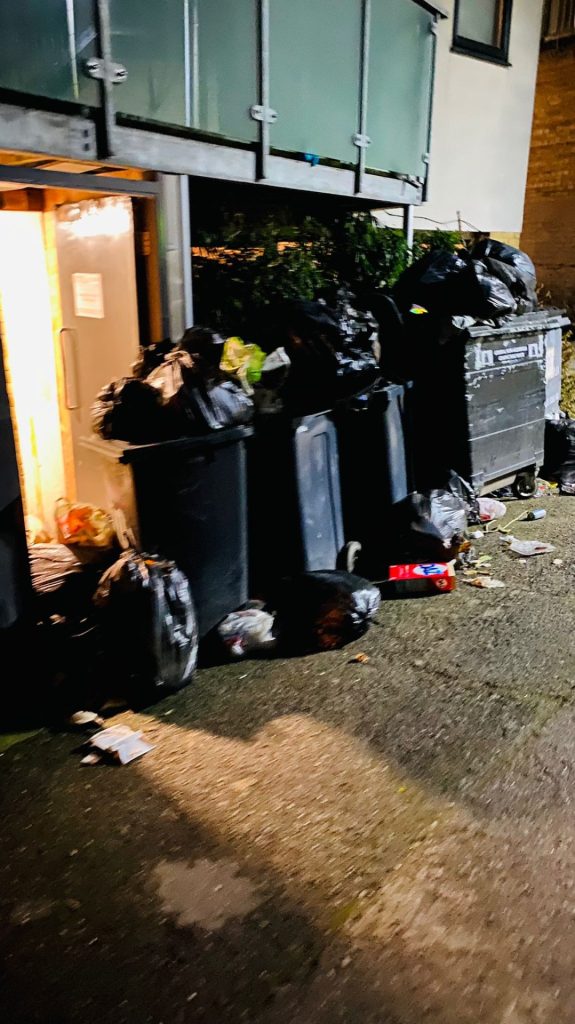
[{"xmin": 27, "ymin": 238, "xmax": 572, "ymax": 724}]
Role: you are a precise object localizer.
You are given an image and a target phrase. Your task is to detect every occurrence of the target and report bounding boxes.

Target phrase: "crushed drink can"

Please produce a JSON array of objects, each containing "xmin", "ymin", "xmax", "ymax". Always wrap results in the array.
[{"xmin": 388, "ymin": 562, "xmax": 456, "ymax": 596}]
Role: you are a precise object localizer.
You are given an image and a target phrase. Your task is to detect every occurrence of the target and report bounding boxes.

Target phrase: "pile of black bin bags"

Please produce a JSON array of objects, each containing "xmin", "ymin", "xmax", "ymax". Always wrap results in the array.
[
  {"xmin": 92, "ymin": 291, "xmax": 381, "ymax": 438},
  {"xmin": 381, "ymin": 239, "xmax": 541, "ymax": 486},
  {"xmin": 49, "ymin": 294, "xmax": 381, "ymax": 710},
  {"xmin": 31, "ymin": 241, "xmax": 549, "ymax": 717},
  {"xmin": 393, "ymin": 239, "xmax": 537, "ymax": 323},
  {"xmin": 92, "ymin": 327, "xmax": 252, "ymax": 444}
]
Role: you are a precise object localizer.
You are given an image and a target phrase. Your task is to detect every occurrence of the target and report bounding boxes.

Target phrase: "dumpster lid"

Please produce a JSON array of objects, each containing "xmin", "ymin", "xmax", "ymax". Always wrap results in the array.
[{"xmin": 465, "ymin": 309, "xmax": 570, "ymax": 340}]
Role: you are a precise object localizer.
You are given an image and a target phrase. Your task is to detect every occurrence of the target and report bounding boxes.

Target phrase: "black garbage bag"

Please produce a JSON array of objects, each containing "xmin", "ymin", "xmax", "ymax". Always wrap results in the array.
[
  {"xmin": 471, "ymin": 239, "xmax": 537, "ymax": 309},
  {"xmin": 146, "ymin": 350, "xmax": 253, "ymax": 433},
  {"xmin": 480, "ymin": 257, "xmax": 536, "ymax": 315},
  {"xmin": 428, "ymin": 474, "xmax": 475, "ymax": 542},
  {"xmin": 542, "ymin": 418, "xmax": 575, "ymax": 494},
  {"xmin": 178, "ymin": 325, "xmax": 226, "ymax": 368},
  {"xmin": 131, "ymin": 338, "xmax": 175, "ymax": 379},
  {"xmin": 94, "ymin": 549, "xmax": 198, "ymax": 701},
  {"xmin": 393, "ymin": 251, "xmax": 470, "ymax": 316},
  {"xmin": 272, "ymin": 570, "xmax": 381, "ymax": 653},
  {"xmin": 275, "ymin": 290, "xmax": 380, "ymax": 414},
  {"xmin": 392, "ymin": 494, "xmax": 458, "ymax": 563},
  {"xmin": 92, "ymin": 376, "xmax": 169, "ymax": 443},
  {"xmin": 393, "ymin": 250, "xmax": 516, "ymax": 320},
  {"xmin": 392, "ymin": 473, "xmax": 475, "ymax": 562},
  {"xmin": 465, "ymin": 261, "xmax": 517, "ymax": 319}
]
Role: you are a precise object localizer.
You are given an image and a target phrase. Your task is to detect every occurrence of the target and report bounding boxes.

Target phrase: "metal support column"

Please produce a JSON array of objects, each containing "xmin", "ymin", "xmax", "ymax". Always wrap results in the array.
[
  {"xmin": 157, "ymin": 174, "xmax": 194, "ymax": 341},
  {"xmin": 403, "ymin": 204, "xmax": 414, "ymax": 260}
]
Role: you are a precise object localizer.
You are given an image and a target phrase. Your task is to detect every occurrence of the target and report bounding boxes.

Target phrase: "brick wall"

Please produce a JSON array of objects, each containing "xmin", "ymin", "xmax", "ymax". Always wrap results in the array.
[{"xmin": 522, "ymin": 44, "xmax": 575, "ymax": 309}]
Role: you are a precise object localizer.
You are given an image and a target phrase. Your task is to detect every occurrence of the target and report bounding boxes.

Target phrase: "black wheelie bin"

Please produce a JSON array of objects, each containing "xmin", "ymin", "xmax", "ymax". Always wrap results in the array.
[
  {"xmin": 337, "ymin": 380, "xmax": 413, "ymax": 577},
  {"xmin": 90, "ymin": 426, "xmax": 252, "ymax": 636},
  {"xmin": 248, "ymin": 411, "xmax": 355, "ymax": 594}
]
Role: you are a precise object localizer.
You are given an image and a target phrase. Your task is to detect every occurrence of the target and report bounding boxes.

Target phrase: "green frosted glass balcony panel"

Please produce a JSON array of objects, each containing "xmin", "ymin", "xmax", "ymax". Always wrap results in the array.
[
  {"xmin": 110, "ymin": 0, "xmax": 187, "ymax": 125},
  {"xmin": 192, "ymin": 0, "xmax": 258, "ymax": 143},
  {"xmin": 269, "ymin": 0, "xmax": 362, "ymax": 165},
  {"xmin": 367, "ymin": 0, "xmax": 433, "ymax": 177},
  {"xmin": 0, "ymin": 1, "xmax": 99, "ymax": 106}
]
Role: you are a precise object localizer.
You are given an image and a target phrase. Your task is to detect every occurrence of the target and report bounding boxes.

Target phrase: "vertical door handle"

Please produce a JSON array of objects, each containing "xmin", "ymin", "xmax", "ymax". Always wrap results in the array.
[{"xmin": 59, "ymin": 328, "xmax": 80, "ymax": 410}]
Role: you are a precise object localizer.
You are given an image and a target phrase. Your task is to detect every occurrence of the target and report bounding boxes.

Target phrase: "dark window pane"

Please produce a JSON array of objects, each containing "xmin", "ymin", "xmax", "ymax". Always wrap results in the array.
[{"xmin": 458, "ymin": 0, "xmax": 502, "ymax": 46}]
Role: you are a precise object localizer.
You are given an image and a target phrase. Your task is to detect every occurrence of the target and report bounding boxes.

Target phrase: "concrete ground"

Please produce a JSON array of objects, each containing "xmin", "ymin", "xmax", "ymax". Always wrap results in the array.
[{"xmin": 2, "ymin": 496, "xmax": 575, "ymax": 1024}]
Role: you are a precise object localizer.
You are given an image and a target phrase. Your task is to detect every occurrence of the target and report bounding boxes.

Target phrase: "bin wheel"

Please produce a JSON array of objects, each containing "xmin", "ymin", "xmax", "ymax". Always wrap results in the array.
[
  {"xmin": 513, "ymin": 469, "xmax": 537, "ymax": 499},
  {"xmin": 337, "ymin": 541, "xmax": 362, "ymax": 573}
]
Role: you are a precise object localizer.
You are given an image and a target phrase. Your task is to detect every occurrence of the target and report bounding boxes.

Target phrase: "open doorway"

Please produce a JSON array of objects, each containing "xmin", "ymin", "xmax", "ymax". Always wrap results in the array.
[{"xmin": 0, "ymin": 188, "xmax": 158, "ymax": 549}]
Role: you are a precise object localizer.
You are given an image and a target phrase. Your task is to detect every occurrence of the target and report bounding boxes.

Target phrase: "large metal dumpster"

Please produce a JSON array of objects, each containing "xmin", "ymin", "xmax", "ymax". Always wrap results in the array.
[{"xmin": 412, "ymin": 310, "xmax": 569, "ymax": 496}]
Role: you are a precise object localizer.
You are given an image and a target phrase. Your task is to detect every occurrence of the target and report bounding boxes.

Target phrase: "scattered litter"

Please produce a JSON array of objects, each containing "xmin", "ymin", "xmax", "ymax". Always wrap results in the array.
[
  {"xmin": 387, "ymin": 562, "xmax": 456, "ymax": 596},
  {"xmin": 553, "ymin": 558, "xmax": 564, "ymax": 567},
  {"xmin": 475, "ymin": 555, "xmax": 492, "ymax": 568},
  {"xmin": 80, "ymin": 752, "xmax": 102, "ymax": 766},
  {"xmin": 501, "ymin": 536, "xmax": 555, "ymax": 557},
  {"xmin": 469, "ymin": 530, "xmax": 484, "ymax": 540},
  {"xmin": 55, "ymin": 497, "xmax": 115, "ymax": 549},
  {"xmin": 67, "ymin": 711, "xmax": 104, "ymax": 730},
  {"xmin": 465, "ymin": 577, "xmax": 505, "ymax": 589},
  {"xmin": 349, "ymin": 652, "xmax": 370, "ymax": 664},
  {"xmin": 500, "ymin": 508, "xmax": 549, "ymax": 534},
  {"xmin": 478, "ymin": 497, "xmax": 506, "ymax": 523},
  {"xmin": 84, "ymin": 725, "xmax": 154, "ymax": 766},
  {"xmin": 456, "ymin": 543, "xmax": 477, "ymax": 568},
  {"xmin": 217, "ymin": 606, "xmax": 276, "ymax": 658}
]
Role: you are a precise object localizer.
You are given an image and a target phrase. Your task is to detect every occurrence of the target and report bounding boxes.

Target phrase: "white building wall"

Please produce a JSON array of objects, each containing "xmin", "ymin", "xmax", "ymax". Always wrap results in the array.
[{"xmin": 380, "ymin": 0, "xmax": 544, "ymax": 236}]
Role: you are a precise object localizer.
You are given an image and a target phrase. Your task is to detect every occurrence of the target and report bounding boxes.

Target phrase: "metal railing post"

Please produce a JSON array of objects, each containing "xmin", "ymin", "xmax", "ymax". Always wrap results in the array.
[
  {"xmin": 252, "ymin": 0, "xmax": 275, "ymax": 180},
  {"xmin": 354, "ymin": 0, "xmax": 372, "ymax": 195}
]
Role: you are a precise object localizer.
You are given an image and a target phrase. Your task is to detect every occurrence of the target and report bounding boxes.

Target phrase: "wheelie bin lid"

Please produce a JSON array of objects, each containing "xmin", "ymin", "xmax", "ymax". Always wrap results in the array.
[{"xmin": 82, "ymin": 426, "xmax": 254, "ymax": 466}]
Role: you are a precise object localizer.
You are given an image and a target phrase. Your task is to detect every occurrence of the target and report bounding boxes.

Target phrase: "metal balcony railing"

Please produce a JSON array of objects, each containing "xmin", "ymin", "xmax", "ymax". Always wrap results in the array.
[{"xmin": 543, "ymin": 0, "xmax": 575, "ymax": 41}]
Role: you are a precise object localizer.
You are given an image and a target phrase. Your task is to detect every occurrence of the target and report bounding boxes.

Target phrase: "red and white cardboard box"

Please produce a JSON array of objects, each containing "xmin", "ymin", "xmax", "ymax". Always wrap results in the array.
[{"xmin": 388, "ymin": 562, "xmax": 456, "ymax": 594}]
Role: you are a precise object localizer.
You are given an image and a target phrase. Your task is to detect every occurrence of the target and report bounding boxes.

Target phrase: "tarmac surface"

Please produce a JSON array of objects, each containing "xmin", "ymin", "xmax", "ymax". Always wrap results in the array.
[{"xmin": 2, "ymin": 496, "xmax": 575, "ymax": 1024}]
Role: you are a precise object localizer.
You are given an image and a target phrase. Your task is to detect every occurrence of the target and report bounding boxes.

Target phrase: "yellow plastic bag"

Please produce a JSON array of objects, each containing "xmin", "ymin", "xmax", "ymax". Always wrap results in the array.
[{"xmin": 221, "ymin": 336, "xmax": 266, "ymax": 394}]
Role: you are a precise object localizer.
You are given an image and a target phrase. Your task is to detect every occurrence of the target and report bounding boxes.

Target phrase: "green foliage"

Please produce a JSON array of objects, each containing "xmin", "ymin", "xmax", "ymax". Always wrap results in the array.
[
  {"xmin": 193, "ymin": 212, "xmax": 333, "ymax": 336},
  {"xmin": 413, "ymin": 229, "xmax": 461, "ymax": 262},
  {"xmin": 328, "ymin": 212, "xmax": 409, "ymax": 292},
  {"xmin": 192, "ymin": 210, "xmax": 461, "ymax": 335}
]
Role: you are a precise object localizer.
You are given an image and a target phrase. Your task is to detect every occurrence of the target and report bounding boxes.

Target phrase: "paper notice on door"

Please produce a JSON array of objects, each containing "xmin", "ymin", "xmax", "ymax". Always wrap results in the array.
[{"xmin": 72, "ymin": 272, "xmax": 104, "ymax": 319}]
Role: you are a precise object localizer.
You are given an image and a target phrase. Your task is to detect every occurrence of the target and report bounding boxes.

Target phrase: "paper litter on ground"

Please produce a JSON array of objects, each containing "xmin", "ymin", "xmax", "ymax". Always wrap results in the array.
[{"xmin": 85, "ymin": 726, "xmax": 154, "ymax": 765}]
